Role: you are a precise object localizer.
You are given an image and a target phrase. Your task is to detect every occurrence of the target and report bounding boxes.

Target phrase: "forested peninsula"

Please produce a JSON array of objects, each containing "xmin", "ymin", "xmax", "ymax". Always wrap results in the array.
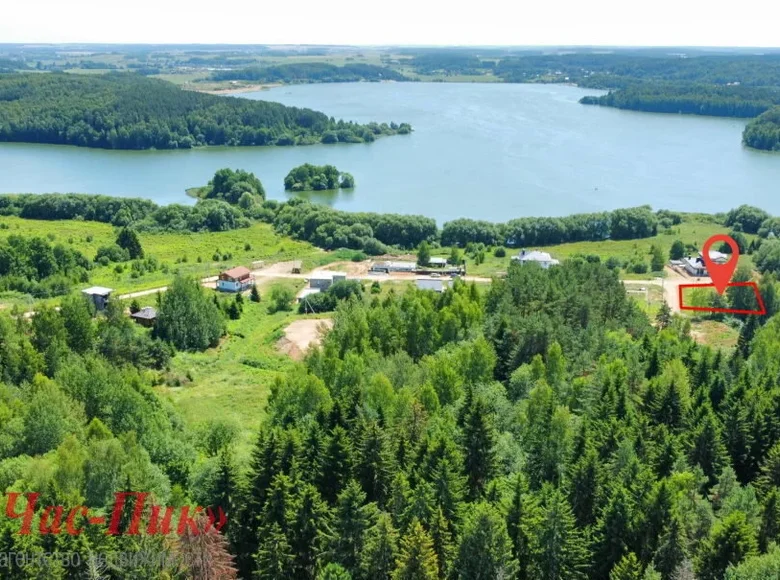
[
  {"xmin": 0, "ymin": 73, "xmax": 410, "ymax": 149},
  {"xmin": 211, "ymin": 62, "xmax": 407, "ymax": 84},
  {"xmin": 743, "ymin": 107, "xmax": 780, "ymax": 151}
]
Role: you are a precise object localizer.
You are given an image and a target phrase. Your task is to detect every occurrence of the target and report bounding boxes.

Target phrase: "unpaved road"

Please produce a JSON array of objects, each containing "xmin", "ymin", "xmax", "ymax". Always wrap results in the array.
[
  {"xmin": 118, "ymin": 262, "xmax": 491, "ymax": 302},
  {"xmin": 623, "ymin": 266, "xmax": 711, "ymax": 313}
]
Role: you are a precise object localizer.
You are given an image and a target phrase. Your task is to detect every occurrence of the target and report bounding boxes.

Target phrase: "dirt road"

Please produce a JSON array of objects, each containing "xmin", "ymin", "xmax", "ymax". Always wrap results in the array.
[{"xmin": 623, "ymin": 266, "xmax": 710, "ymax": 313}]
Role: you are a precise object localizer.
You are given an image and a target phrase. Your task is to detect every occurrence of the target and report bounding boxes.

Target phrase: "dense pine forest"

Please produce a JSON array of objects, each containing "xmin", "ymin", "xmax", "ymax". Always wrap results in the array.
[{"xmin": 0, "ymin": 73, "xmax": 410, "ymax": 149}]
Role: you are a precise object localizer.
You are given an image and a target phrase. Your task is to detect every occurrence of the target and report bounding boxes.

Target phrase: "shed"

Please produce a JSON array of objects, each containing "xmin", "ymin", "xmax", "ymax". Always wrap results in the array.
[
  {"xmin": 82, "ymin": 286, "xmax": 113, "ymax": 311},
  {"xmin": 370, "ymin": 260, "xmax": 416, "ymax": 273},
  {"xmin": 428, "ymin": 257, "xmax": 448, "ymax": 267},
  {"xmin": 416, "ymin": 277, "xmax": 448, "ymax": 293},
  {"xmin": 309, "ymin": 271, "xmax": 347, "ymax": 291},
  {"xmin": 217, "ymin": 266, "xmax": 254, "ymax": 292},
  {"xmin": 130, "ymin": 306, "xmax": 158, "ymax": 327},
  {"xmin": 291, "ymin": 261, "xmax": 302, "ymax": 274}
]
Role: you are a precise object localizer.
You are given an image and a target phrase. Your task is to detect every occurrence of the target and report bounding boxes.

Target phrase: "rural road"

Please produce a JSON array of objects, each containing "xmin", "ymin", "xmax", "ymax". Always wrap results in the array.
[
  {"xmin": 117, "ymin": 264, "xmax": 492, "ymax": 302},
  {"xmin": 623, "ymin": 267, "xmax": 711, "ymax": 313}
]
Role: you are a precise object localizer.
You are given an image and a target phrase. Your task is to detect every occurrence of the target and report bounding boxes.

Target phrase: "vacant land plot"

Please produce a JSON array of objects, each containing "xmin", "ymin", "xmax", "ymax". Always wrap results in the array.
[{"xmin": 278, "ymin": 318, "xmax": 334, "ymax": 360}]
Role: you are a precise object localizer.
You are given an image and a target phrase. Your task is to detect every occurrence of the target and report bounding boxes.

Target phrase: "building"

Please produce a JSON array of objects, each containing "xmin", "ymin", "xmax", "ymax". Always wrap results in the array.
[
  {"xmin": 309, "ymin": 272, "xmax": 347, "ymax": 291},
  {"xmin": 130, "ymin": 306, "xmax": 157, "ymax": 328},
  {"xmin": 428, "ymin": 257, "xmax": 448, "ymax": 267},
  {"xmin": 82, "ymin": 286, "xmax": 113, "ymax": 311},
  {"xmin": 370, "ymin": 260, "xmax": 416, "ymax": 273},
  {"xmin": 416, "ymin": 277, "xmax": 448, "ymax": 293},
  {"xmin": 296, "ymin": 287, "xmax": 322, "ymax": 304},
  {"xmin": 512, "ymin": 249, "xmax": 560, "ymax": 269},
  {"xmin": 682, "ymin": 250, "xmax": 730, "ymax": 277},
  {"xmin": 217, "ymin": 266, "xmax": 254, "ymax": 292}
]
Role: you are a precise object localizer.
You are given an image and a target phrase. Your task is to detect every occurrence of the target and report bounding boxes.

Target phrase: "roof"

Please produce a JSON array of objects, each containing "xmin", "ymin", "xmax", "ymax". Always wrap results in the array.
[
  {"xmin": 297, "ymin": 287, "xmax": 322, "ymax": 299},
  {"xmin": 429, "ymin": 257, "xmax": 447, "ymax": 264},
  {"xmin": 131, "ymin": 307, "xmax": 157, "ymax": 320},
  {"xmin": 221, "ymin": 266, "xmax": 251, "ymax": 279},
  {"xmin": 82, "ymin": 286, "xmax": 113, "ymax": 296},
  {"xmin": 699, "ymin": 250, "xmax": 729, "ymax": 262},
  {"xmin": 513, "ymin": 250, "xmax": 559, "ymax": 264}
]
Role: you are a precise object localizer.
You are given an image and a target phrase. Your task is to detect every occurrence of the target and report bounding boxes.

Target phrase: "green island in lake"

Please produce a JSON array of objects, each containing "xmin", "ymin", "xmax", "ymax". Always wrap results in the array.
[{"xmin": 284, "ymin": 163, "xmax": 355, "ymax": 192}]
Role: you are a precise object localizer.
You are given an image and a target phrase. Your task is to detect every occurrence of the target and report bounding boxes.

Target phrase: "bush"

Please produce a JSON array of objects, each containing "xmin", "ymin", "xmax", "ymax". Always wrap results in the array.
[
  {"xmin": 631, "ymin": 261, "xmax": 649, "ymax": 274},
  {"xmin": 268, "ymin": 285, "xmax": 294, "ymax": 313},
  {"xmin": 493, "ymin": 246, "xmax": 506, "ymax": 258}
]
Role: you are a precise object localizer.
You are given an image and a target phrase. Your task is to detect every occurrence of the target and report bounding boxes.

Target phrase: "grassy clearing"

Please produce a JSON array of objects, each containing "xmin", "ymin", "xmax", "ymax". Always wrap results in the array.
[
  {"xmin": 690, "ymin": 320, "xmax": 740, "ymax": 350},
  {"xmin": 157, "ymin": 279, "xmax": 306, "ymax": 459}
]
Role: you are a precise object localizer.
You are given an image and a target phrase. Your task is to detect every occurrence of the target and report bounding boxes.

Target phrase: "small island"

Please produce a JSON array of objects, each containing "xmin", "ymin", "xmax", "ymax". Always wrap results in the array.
[{"xmin": 284, "ymin": 164, "xmax": 355, "ymax": 192}]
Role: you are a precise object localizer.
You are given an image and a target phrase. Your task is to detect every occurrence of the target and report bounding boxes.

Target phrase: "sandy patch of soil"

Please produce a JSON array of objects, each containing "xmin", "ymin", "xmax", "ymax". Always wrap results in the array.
[{"xmin": 277, "ymin": 318, "xmax": 334, "ymax": 360}]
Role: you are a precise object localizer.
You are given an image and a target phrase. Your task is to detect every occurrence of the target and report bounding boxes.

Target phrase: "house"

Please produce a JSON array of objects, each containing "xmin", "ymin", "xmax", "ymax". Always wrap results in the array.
[
  {"xmin": 512, "ymin": 249, "xmax": 560, "ymax": 269},
  {"xmin": 416, "ymin": 277, "xmax": 448, "ymax": 293},
  {"xmin": 370, "ymin": 260, "xmax": 416, "ymax": 273},
  {"xmin": 682, "ymin": 250, "xmax": 730, "ymax": 277},
  {"xmin": 82, "ymin": 286, "xmax": 113, "ymax": 311},
  {"xmin": 130, "ymin": 306, "xmax": 157, "ymax": 328},
  {"xmin": 217, "ymin": 266, "xmax": 254, "ymax": 292},
  {"xmin": 309, "ymin": 272, "xmax": 347, "ymax": 291},
  {"xmin": 428, "ymin": 257, "xmax": 447, "ymax": 267}
]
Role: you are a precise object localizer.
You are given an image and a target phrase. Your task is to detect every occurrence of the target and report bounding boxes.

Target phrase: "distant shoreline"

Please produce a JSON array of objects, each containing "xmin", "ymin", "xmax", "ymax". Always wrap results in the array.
[{"xmin": 192, "ymin": 82, "xmax": 282, "ymax": 95}]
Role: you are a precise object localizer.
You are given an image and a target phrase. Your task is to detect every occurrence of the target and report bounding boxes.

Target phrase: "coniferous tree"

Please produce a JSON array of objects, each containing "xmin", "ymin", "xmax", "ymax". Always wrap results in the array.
[
  {"xmin": 506, "ymin": 474, "xmax": 535, "ymax": 580},
  {"xmin": 393, "ymin": 519, "xmax": 439, "ymax": 580},
  {"xmin": 356, "ymin": 421, "xmax": 394, "ymax": 506},
  {"xmin": 462, "ymin": 395, "xmax": 498, "ymax": 499},
  {"xmin": 757, "ymin": 442, "xmax": 780, "ymax": 493},
  {"xmin": 527, "ymin": 485, "xmax": 590, "ymax": 580},
  {"xmin": 429, "ymin": 507, "xmax": 454, "ymax": 579},
  {"xmin": 593, "ymin": 486, "xmax": 636, "ymax": 580},
  {"xmin": 652, "ymin": 515, "xmax": 688, "ymax": 580},
  {"xmin": 454, "ymin": 502, "xmax": 519, "ymax": 580},
  {"xmin": 256, "ymin": 522, "xmax": 295, "ymax": 580},
  {"xmin": 321, "ymin": 426, "xmax": 354, "ymax": 504},
  {"xmin": 116, "ymin": 227, "xmax": 144, "ymax": 259},
  {"xmin": 688, "ymin": 406, "xmax": 729, "ymax": 488},
  {"xmin": 330, "ymin": 481, "xmax": 377, "ymax": 576},
  {"xmin": 429, "ymin": 455, "xmax": 466, "ymax": 527},
  {"xmin": 695, "ymin": 511, "xmax": 758, "ymax": 580},
  {"xmin": 610, "ymin": 552, "xmax": 643, "ymax": 580},
  {"xmin": 290, "ymin": 483, "xmax": 332, "ymax": 578},
  {"xmin": 569, "ymin": 447, "xmax": 601, "ymax": 529},
  {"xmin": 318, "ymin": 563, "xmax": 353, "ymax": 580},
  {"xmin": 758, "ymin": 487, "xmax": 780, "ymax": 553},
  {"xmin": 361, "ymin": 512, "xmax": 399, "ymax": 580}
]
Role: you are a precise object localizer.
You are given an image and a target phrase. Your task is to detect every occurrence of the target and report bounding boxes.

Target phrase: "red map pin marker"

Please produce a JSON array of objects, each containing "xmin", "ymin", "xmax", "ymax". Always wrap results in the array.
[{"xmin": 702, "ymin": 234, "xmax": 739, "ymax": 295}]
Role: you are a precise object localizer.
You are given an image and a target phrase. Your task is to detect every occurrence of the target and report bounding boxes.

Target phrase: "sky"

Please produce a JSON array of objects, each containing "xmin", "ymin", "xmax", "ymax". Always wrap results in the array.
[{"xmin": 2, "ymin": 0, "xmax": 779, "ymax": 47}]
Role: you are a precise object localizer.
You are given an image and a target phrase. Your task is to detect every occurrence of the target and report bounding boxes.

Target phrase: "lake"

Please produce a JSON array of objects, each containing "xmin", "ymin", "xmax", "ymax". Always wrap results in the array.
[{"xmin": 1, "ymin": 82, "xmax": 779, "ymax": 224}]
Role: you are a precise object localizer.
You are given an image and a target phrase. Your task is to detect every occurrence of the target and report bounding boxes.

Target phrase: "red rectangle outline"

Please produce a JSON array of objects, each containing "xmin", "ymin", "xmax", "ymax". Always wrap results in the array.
[{"xmin": 678, "ymin": 281, "xmax": 766, "ymax": 315}]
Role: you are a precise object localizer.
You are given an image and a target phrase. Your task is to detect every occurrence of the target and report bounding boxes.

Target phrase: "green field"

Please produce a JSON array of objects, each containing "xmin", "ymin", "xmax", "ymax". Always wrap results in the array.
[{"xmin": 0, "ymin": 216, "xmax": 329, "ymax": 297}]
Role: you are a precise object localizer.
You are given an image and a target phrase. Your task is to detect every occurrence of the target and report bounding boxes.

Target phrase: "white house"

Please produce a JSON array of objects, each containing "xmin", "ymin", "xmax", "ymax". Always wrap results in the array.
[
  {"xmin": 682, "ymin": 250, "xmax": 730, "ymax": 277},
  {"xmin": 512, "ymin": 249, "xmax": 560, "ymax": 269}
]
